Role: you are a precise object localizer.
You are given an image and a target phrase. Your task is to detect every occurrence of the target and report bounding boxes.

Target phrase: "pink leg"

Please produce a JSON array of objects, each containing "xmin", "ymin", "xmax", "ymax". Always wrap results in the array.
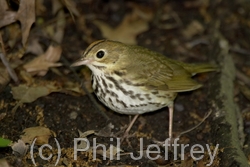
[
  {"xmin": 121, "ymin": 114, "xmax": 139, "ymax": 142},
  {"xmin": 124, "ymin": 114, "xmax": 139, "ymax": 135},
  {"xmin": 168, "ymin": 105, "xmax": 174, "ymax": 143}
]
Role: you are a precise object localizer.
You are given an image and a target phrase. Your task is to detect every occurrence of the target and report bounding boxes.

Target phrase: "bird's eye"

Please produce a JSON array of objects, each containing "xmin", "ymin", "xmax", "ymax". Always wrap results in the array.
[{"xmin": 96, "ymin": 50, "xmax": 105, "ymax": 59}]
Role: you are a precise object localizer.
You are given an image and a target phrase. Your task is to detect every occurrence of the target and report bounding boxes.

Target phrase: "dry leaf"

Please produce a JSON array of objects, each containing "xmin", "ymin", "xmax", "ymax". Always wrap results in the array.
[
  {"xmin": 19, "ymin": 70, "xmax": 34, "ymax": 85},
  {"xmin": 53, "ymin": 10, "xmax": 66, "ymax": 43},
  {"xmin": 44, "ymin": 9, "xmax": 66, "ymax": 44},
  {"xmin": 77, "ymin": 130, "xmax": 95, "ymax": 150},
  {"xmin": 11, "ymin": 140, "xmax": 28, "ymax": 157},
  {"xmin": 6, "ymin": 24, "xmax": 22, "ymax": 48},
  {"xmin": 95, "ymin": 123, "xmax": 114, "ymax": 137},
  {"xmin": 44, "ymin": 45, "xmax": 62, "ymax": 62},
  {"xmin": 11, "ymin": 79, "xmax": 85, "ymax": 104},
  {"xmin": 0, "ymin": 0, "xmax": 16, "ymax": 28},
  {"xmin": 93, "ymin": 10, "xmax": 149, "ymax": 44},
  {"xmin": 26, "ymin": 38, "xmax": 44, "ymax": 55},
  {"xmin": 49, "ymin": 1, "xmax": 67, "ymax": 43},
  {"xmin": 63, "ymin": 80, "xmax": 85, "ymax": 94},
  {"xmin": 0, "ymin": 158, "xmax": 9, "ymax": 167},
  {"xmin": 35, "ymin": 0, "xmax": 46, "ymax": 16},
  {"xmin": 11, "ymin": 83, "xmax": 60, "ymax": 103},
  {"xmin": 181, "ymin": 20, "xmax": 204, "ymax": 39},
  {"xmin": 128, "ymin": 2, "xmax": 154, "ymax": 21},
  {"xmin": 16, "ymin": 0, "xmax": 36, "ymax": 46},
  {"xmin": 21, "ymin": 126, "xmax": 55, "ymax": 145},
  {"xmin": 23, "ymin": 45, "xmax": 62, "ymax": 76},
  {"xmin": 78, "ymin": 130, "xmax": 96, "ymax": 138},
  {"xmin": 52, "ymin": 0, "xmax": 63, "ymax": 15}
]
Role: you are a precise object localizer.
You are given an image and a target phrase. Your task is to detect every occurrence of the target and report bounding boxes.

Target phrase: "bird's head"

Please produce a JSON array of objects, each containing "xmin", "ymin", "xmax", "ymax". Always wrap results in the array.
[{"xmin": 71, "ymin": 40, "xmax": 128, "ymax": 74}]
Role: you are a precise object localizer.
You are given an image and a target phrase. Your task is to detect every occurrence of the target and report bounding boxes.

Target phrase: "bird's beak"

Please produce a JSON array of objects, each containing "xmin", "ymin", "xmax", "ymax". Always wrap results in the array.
[{"xmin": 71, "ymin": 58, "xmax": 93, "ymax": 67}]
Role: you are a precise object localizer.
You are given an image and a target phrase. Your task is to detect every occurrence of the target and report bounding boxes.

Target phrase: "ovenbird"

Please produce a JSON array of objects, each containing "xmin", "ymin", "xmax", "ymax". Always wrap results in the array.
[{"xmin": 71, "ymin": 40, "xmax": 217, "ymax": 141}]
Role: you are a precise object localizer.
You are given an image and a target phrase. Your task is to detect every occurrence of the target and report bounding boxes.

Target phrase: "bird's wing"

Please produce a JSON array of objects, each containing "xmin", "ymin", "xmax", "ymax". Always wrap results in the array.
[
  {"xmin": 125, "ymin": 48, "xmax": 202, "ymax": 92},
  {"xmin": 144, "ymin": 61, "xmax": 202, "ymax": 92}
]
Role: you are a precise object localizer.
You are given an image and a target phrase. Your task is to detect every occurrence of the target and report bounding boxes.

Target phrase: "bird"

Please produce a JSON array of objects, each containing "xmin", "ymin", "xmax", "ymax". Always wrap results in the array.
[{"xmin": 71, "ymin": 39, "xmax": 217, "ymax": 142}]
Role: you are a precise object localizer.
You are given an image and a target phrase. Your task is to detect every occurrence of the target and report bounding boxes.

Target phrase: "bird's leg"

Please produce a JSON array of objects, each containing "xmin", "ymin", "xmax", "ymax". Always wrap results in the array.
[
  {"xmin": 121, "ymin": 114, "xmax": 139, "ymax": 143},
  {"xmin": 148, "ymin": 106, "xmax": 175, "ymax": 150},
  {"xmin": 168, "ymin": 105, "xmax": 174, "ymax": 144}
]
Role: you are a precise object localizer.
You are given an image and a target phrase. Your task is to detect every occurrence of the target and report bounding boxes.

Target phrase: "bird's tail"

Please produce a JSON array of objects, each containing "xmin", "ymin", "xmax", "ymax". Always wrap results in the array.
[{"xmin": 182, "ymin": 63, "xmax": 218, "ymax": 75}]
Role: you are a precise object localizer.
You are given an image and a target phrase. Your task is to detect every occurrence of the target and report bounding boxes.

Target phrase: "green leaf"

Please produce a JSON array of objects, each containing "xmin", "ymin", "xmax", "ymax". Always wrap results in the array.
[{"xmin": 0, "ymin": 137, "xmax": 11, "ymax": 147}]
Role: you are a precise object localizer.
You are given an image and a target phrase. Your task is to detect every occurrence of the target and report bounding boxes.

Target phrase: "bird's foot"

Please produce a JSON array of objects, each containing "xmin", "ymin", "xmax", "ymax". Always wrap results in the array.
[
  {"xmin": 152, "ymin": 136, "xmax": 179, "ymax": 151},
  {"xmin": 120, "ymin": 131, "xmax": 136, "ymax": 147},
  {"xmin": 113, "ymin": 125, "xmax": 136, "ymax": 147}
]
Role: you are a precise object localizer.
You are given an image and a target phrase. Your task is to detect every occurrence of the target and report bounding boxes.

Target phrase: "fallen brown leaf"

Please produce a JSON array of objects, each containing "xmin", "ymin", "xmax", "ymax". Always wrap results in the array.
[
  {"xmin": 53, "ymin": 10, "xmax": 66, "ymax": 43},
  {"xmin": 77, "ymin": 130, "xmax": 95, "ymax": 150},
  {"xmin": 20, "ymin": 126, "xmax": 55, "ymax": 145},
  {"xmin": 11, "ymin": 83, "xmax": 60, "ymax": 103},
  {"xmin": 181, "ymin": 20, "xmax": 204, "ymax": 39},
  {"xmin": 6, "ymin": 24, "xmax": 22, "ymax": 49},
  {"xmin": 63, "ymin": 80, "xmax": 85, "ymax": 94},
  {"xmin": 26, "ymin": 38, "xmax": 44, "ymax": 55},
  {"xmin": 44, "ymin": 4, "xmax": 66, "ymax": 44},
  {"xmin": 11, "ymin": 79, "xmax": 85, "ymax": 103},
  {"xmin": 11, "ymin": 140, "xmax": 28, "ymax": 157},
  {"xmin": 95, "ymin": 123, "xmax": 114, "ymax": 137},
  {"xmin": 78, "ymin": 130, "xmax": 96, "ymax": 138},
  {"xmin": 19, "ymin": 70, "xmax": 34, "ymax": 85},
  {"xmin": 0, "ymin": 0, "xmax": 16, "ymax": 28},
  {"xmin": 16, "ymin": 0, "xmax": 36, "ymax": 46},
  {"xmin": 93, "ymin": 9, "xmax": 149, "ymax": 44},
  {"xmin": 23, "ymin": 45, "xmax": 62, "ymax": 76},
  {"xmin": 44, "ymin": 45, "xmax": 62, "ymax": 62},
  {"xmin": 127, "ymin": 2, "xmax": 154, "ymax": 21},
  {"xmin": 35, "ymin": 0, "xmax": 46, "ymax": 16},
  {"xmin": 0, "ymin": 158, "xmax": 9, "ymax": 167}
]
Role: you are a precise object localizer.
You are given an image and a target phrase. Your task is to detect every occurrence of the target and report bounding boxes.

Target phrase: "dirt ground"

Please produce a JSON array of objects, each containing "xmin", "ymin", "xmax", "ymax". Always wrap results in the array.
[{"xmin": 0, "ymin": 0, "xmax": 250, "ymax": 167}]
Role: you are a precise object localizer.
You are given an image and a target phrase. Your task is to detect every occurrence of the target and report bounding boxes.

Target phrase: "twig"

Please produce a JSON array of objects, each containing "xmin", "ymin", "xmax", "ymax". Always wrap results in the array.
[
  {"xmin": 152, "ymin": 110, "xmax": 213, "ymax": 146},
  {"xmin": 0, "ymin": 33, "xmax": 19, "ymax": 83},
  {"xmin": 61, "ymin": 55, "xmax": 110, "ymax": 121},
  {"xmin": 230, "ymin": 45, "xmax": 250, "ymax": 56},
  {"xmin": 0, "ymin": 53, "xmax": 19, "ymax": 83},
  {"xmin": 185, "ymin": 38, "xmax": 209, "ymax": 48},
  {"xmin": 177, "ymin": 109, "xmax": 212, "ymax": 138}
]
